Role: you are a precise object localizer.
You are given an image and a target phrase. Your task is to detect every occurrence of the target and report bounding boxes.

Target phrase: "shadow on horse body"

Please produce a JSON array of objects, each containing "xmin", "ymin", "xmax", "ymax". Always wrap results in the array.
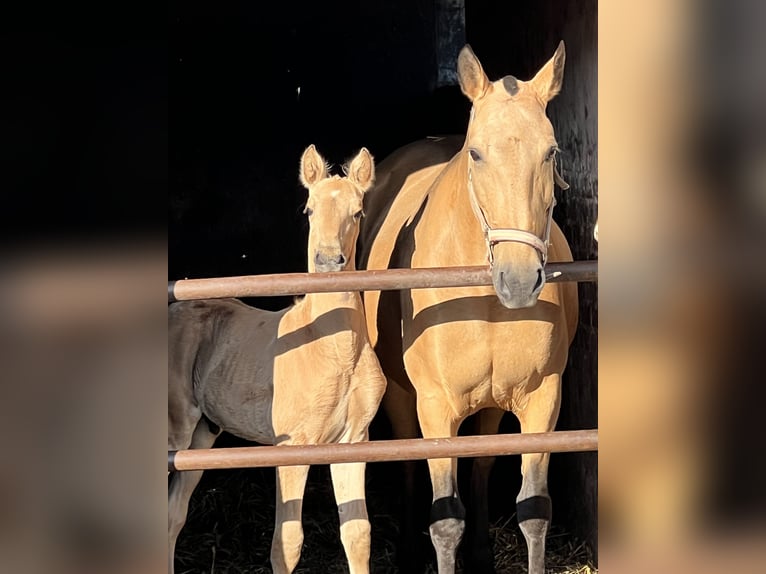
[
  {"xmin": 168, "ymin": 145, "xmax": 386, "ymax": 574},
  {"xmin": 359, "ymin": 42, "xmax": 578, "ymax": 574}
]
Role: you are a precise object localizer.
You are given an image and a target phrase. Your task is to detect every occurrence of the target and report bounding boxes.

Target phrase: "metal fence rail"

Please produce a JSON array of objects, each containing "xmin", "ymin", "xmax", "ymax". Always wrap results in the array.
[
  {"xmin": 168, "ymin": 260, "xmax": 598, "ymax": 471},
  {"xmin": 169, "ymin": 429, "xmax": 598, "ymax": 472},
  {"xmin": 168, "ymin": 260, "xmax": 597, "ymax": 301}
]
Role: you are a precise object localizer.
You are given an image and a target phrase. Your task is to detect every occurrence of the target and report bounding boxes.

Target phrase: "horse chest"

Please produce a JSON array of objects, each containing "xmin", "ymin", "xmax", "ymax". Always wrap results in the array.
[
  {"xmin": 404, "ymin": 296, "xmax": 560, "ymax": 410},
  {"xmin": 271, "ymin": 331, "xmax": 368, "ymax": 441}
]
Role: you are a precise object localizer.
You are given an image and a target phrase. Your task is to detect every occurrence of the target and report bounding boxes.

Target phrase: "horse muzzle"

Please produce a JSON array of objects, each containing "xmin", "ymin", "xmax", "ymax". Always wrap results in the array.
[
  {"xmin": 314, "ymin": 250, "xmax": 347, "ymax": 273},
  {"xmin": 491, "ymin": 263, "xmax": 545, "ymax": 309}
]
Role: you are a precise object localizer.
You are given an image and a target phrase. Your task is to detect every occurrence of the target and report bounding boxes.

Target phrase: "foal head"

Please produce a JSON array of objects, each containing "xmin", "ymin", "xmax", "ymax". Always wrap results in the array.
[
  {"xmin": 299, "ymin": 145, "xmax": 375, "ymax": 273},
  {"xmin": 457, "ymin": 41, "xmax": 569, "ymax": 309}
]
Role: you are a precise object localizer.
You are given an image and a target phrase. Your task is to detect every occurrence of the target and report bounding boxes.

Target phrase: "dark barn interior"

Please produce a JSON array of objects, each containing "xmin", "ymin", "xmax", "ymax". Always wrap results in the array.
[{"xmin": 170, "ymin": 0, "xmax": 597, "ymax": 571}]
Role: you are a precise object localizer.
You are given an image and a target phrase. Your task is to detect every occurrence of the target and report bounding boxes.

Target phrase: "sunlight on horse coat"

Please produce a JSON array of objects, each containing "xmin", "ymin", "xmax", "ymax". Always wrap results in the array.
[{"xmin": 359, "ymin": 42, "xmax": 578, "ymax": 574}]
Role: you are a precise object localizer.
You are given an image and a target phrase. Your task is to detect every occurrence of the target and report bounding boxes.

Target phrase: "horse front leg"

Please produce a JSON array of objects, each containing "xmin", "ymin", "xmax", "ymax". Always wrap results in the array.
[
  {"xmin": 271, "ymin": 464, "xmax": 310, "ymax": 574},
  {"xmin": 417, "ymin": 395, "xmax": 464, "ymax": 574},
  {"xmin": 330, "ymin": 460, "xmax": 372, "ymax": 574},
  {"xmin": 516, "ymin": 373, "xmax": 562, "ymax": 574}
]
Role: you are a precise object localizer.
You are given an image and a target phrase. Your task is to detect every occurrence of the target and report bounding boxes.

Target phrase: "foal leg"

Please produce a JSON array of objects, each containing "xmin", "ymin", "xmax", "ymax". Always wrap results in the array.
[
  {"xmin": 465, "ymin": 407, "xmax": 505, "ymax": 574},
  {"xmin": 417, "ymin": 395, "xmax": 464, "ymax": 574},
  {"xmin": 167, "ymin": 420, "xmax": 219, "ymax": 574},
  {"xmin": 516, "ymin": 373, "xmax": 562, "ymax": 574},
  {"xmin": 331, "ymin": 460, "xmax": 372, "ymax": 574},
  {"xmin": 271, "ymin": 464, "xmax": 310, "ymax": 574}
]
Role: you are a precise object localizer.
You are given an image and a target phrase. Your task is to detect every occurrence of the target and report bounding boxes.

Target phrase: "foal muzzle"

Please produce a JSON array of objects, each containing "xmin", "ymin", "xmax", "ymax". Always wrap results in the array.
[{"xmin": 314, "ymin": 250, "xmax": 347, "ymax": 273}]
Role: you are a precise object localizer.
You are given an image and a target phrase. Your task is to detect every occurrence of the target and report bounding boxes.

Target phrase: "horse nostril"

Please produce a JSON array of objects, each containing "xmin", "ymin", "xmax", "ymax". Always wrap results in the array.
[
  {"xmin": 533, "ymin": 268, "xmax": 543, "ymax": 292},
  {"xmin": 337, "ymin": 254, "xmax": 346, "ymax": 265},
  {"xmin": 497, "ymin": 271, "xmax": 511, "ymax": 297}
]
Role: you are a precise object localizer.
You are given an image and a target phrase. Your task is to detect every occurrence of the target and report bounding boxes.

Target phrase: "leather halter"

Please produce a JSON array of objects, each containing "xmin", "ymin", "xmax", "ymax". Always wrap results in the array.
[{"xmin": 466, "ymin": 157, "xmax": 557, "ymax": 266}]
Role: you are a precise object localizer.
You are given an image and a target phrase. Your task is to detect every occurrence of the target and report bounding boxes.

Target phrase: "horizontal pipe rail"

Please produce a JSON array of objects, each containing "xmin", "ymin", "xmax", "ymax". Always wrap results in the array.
[
  {"xmin": 169, "ymin": 429, "xmax": 597, "ymax": 472},
  {"xmin": 169, "ymin": 260, "xmax": 597, "ymax": 301}
]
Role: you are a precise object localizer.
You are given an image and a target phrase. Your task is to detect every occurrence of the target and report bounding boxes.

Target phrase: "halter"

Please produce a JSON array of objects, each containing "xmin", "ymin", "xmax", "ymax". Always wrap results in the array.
[{"xmin": 466, "ymin": 159, "xmax": 557, "ymax": 266}]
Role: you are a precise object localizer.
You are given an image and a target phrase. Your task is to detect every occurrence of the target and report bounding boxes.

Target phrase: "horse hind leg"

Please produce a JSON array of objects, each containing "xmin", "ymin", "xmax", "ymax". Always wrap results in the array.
[
  {"xmin": 167, "ymin": 418, "xmax": 220, "ymax": 574},
  {"xmin": 271, "ymin": 464, "xmax": 310, "ymax": 574},
  {"xmin": 330, "ymin": 460, "xmax": 371, "ymax": 574},
  {"xmin": 464, "ymin": 407, "xmax": 505, "ymax": 574},
  {"xmin": 381, "ymin": 378, "xmax": 429, "ymax": 573},
  {"xmin": 516, "ymin": 373, "xmax": 562, "ymax": 574}
]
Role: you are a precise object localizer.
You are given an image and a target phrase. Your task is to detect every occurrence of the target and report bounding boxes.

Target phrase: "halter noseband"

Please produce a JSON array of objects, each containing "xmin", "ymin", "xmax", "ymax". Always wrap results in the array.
[{"xmin": 466, "ymin": 160, "xmax": 557, "ymax": 266}]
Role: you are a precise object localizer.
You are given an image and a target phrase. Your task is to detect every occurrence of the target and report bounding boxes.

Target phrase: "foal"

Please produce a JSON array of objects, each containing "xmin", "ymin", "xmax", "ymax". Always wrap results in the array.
[{"xmin": 168, "ymin": 145, "xmax": 386, "ymax": 574}]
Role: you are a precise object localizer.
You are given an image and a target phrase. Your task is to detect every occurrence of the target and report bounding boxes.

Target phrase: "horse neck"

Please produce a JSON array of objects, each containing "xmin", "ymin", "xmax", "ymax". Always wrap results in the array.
[
  {"xmin": 302, "ymin": 289, "xmax": 363, "ymax": 320},
  {"xmin": 425, "ymin": 152, "xmax": 488, "ymax": 265},
  {"xmin": 300, "ymin": 255, "xmax": 364, "ymax": 323}
]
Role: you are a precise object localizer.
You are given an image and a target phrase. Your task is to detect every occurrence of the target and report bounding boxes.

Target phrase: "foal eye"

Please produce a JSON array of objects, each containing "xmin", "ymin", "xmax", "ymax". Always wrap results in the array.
[
  {"xmin": 304, "ymin": 207, "xmax": 313, "ymax": 217},
  {"xmin": 469, "ymin": 148, "xmax": 483, "ymax": 162},
  {"xmin": 353, "ymin": 210, "xmax": 364, "ymax": 220}
]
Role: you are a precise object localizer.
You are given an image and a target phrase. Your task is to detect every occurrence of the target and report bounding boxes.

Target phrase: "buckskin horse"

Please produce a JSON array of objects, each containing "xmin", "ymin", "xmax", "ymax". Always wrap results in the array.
[
  {"xmin": 168, "ymin": 145, "xmax": 386, "ymax": 574},
  {"xmin": 359, "ymin": 42, "xmax": 578, "ymax": 573}
]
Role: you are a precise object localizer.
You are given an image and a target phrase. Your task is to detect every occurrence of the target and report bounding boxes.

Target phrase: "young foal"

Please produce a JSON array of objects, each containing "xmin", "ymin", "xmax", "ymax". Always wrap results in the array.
[{"xmin": 168, "ymin": 145, "xmax": 386, "ymax": 574}]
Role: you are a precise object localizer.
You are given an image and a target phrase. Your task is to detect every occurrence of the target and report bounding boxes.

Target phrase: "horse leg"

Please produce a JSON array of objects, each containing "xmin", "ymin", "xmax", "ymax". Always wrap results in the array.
[
  {"xmin": 167, "ymin": 419, "xmax": 219, "ymax": 574},
  {"xmin": 381, "ymin": 378, "xmax": 427, "ymax": 572},
  {"xmin": 416, "ymin": 395, "xmax": 464, "ymax": 574},
  {"xmin": 271, "ymin": 464, "xmax": 310, "ymax": 574},
  {"xmin": 330, "ymin": 460, "xmax": 372, "ymax": 574},
  {"xmin": 516, "ymin": 373, "xmax": 562, "ymax": 574},
  {"xmin": 464, "ymin": 407, "xmax": 505, "ymax": 574}
]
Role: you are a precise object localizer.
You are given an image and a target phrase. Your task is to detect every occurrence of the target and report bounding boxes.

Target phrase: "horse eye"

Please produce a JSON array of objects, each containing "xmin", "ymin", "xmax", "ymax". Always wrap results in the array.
[
  {"xmin": 469, "ymin": 148, "xmax": 483, "ymax": 162},
  {"xmin": 545, "ymin": 147, "xmax": 558, "ymax": 162},
  {"xmin": 304, "ymin": 207, "xmax": 313, "ymax": 217},
  {"xmin": 353, "ymin": 210, "xmax": 364, "ymax": 220}
]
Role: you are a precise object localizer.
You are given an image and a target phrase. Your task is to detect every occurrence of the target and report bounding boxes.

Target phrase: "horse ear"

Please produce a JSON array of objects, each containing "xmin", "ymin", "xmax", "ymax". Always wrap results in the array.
[
  {"xmin": 530, "ymin": 40, "xmax": 566, "ymax": 104},
  {"xmin": 299, "ymin": 144, "xmax": 328, "ymax": 188},
  {"xmin": 457, "ymin": 45, "xmax": 490, "ymax": 102},
  {"xmin": 347, "ymin": 147, "xmax": 375, "ymax": 193}
]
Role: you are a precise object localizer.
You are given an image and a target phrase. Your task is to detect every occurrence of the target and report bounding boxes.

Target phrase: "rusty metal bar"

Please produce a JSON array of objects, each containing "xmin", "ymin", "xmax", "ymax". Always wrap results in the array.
[
  {"xmin": 168, "ymin": 429, "xmax": 597, "ymax": 472},
  {"xmin": 169, "ymin": 260, "xmax": 597, "ymax": 301}
]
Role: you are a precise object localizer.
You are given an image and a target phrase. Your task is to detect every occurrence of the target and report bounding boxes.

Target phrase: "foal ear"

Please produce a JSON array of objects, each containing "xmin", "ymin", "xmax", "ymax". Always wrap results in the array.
[
  {"xmin": 299, "ymin": 144, "xmax": 328, "ymax": 188},
  {"xmin": 530, "ymin": 40, "xmax": 566, "ymax": 105},
  {"xmin": 457, "ymin": 45, "xmax": 490, "ymax": 102},
  {"xmin": 347, "ymin": 147, "xmax": 375, "ymax": 193}
]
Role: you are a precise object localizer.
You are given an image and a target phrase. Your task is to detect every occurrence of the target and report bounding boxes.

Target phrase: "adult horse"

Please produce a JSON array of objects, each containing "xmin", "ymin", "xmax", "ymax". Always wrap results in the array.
[
  {"xmin": 359, "ymin": 42, "xmax": 578, "ymax": 574},
  {"xmin": 169, "ymin": 145, "xmax": 386, "ymax": 574}
]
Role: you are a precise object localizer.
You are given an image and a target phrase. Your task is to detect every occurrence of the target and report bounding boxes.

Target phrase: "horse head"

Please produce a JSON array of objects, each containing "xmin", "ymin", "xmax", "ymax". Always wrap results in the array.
[
  {"xmin": 299, "ymin": 145, "xmax": 375, "ymax": 273},
  {"xmin": 458, "ymin": 41, "xmax": 569, "ymax": 308}
]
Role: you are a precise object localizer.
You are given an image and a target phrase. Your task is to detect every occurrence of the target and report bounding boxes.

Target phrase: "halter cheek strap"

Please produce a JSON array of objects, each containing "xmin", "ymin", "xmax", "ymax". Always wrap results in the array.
[{"xmin": 467, "ymin": 165, "xmax": 557, "ymax": 266}]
